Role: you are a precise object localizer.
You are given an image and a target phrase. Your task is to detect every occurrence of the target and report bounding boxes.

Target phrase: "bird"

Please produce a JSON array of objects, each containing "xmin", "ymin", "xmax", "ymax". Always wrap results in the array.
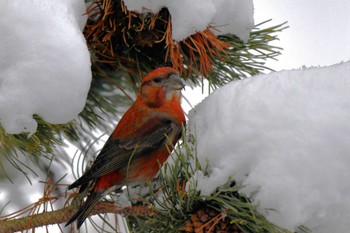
[{"xmin": 65, "ymin": 67, "xmax": 186, "ymax": 228}]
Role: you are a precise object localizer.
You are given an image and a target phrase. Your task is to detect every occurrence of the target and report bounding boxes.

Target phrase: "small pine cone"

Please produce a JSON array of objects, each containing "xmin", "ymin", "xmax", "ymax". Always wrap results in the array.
[
  {"xmin": 181, "ymin": 206, "xmax": 245, "ymax": 233},
  {"xmin": 193, "ymin": 220, "xmax": 204, "ymax": 229},
  {"xmin": 180, "ymin": 221, "xmax": 194, "ymax": 233},
  {"xmin": 191, "ymin": 214, "xmax": 200, "ymax": 223},
  {"xmin": 207, "ymin": 208, "xmax": 217, "ymax": 217},
  {"xmin": 197, "ymin": 209, "xmax": 209, "ymax": 222}
]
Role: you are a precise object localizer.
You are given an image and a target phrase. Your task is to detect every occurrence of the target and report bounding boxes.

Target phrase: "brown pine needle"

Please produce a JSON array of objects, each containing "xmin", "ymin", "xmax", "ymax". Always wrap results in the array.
[{"xmin": 84, "ymin": 0, "xmax": 231, "ymax": 78}]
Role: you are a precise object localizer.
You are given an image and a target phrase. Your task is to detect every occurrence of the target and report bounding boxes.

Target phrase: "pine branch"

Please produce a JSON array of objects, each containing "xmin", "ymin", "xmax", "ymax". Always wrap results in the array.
[
  {"xmin": 128, "ymin": 132, "xmax": 294, "ymax": 233},
  {"xmin": 0, "ymin": 202, "xmax": 152, "ymax": 233}
]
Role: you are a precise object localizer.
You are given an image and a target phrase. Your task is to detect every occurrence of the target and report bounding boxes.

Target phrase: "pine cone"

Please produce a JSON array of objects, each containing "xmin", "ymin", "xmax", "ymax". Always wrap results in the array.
[{"xmin": 180, "ymin": 207, "xmax": 244, "ymax": 233}]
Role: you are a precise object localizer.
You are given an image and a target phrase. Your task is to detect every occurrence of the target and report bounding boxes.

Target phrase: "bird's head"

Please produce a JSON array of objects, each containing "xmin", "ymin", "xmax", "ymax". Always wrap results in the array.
[{"xmin": 139, "ymin": 67, "xmax": 185, "ymax": 108}]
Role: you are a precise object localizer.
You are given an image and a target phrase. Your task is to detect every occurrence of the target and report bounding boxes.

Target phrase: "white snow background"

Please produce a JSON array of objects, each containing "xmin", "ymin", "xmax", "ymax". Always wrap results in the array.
[{"xmin": 1, "ymin": 0, "xmax": 350, "ymax": 233}]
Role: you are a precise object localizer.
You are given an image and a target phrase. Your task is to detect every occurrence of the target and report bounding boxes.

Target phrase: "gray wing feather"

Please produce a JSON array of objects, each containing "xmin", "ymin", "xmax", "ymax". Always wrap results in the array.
[{"xmin": 68, "ymin": 118, "xmax": 181, "ymax": 189}]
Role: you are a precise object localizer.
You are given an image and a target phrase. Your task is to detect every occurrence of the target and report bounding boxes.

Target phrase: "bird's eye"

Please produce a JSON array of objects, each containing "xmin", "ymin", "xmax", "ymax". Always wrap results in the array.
[{"xmin": 153, "ymin": 78, "xmax": 162, "ymax": 83}]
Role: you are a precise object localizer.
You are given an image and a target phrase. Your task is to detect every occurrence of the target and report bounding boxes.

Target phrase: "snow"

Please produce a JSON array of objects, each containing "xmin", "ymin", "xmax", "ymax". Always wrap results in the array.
[
  {"xmin": 122, "ymin": 0, "xmax": 254, "ymax": 42},
  {"xmin": 188, "ymin": 62, "xmax": 350, "ymax": 232},
  {"xmin": 0, "ymin": 0, "xmax": 91, "ymax": 135}
]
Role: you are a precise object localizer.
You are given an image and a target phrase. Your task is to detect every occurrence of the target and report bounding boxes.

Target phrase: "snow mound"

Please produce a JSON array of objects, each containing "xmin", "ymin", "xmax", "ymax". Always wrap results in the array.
[
  {"xmin": 122, "ymin": 0, "xmax": 254, "ymax": 42},
  {"xmin": 188, "ymin": 62, "xmax": 350, "ymax": 232},
  {"xmin": 0, "ymin": 0, "xmax": 91, "ymax": 135}
]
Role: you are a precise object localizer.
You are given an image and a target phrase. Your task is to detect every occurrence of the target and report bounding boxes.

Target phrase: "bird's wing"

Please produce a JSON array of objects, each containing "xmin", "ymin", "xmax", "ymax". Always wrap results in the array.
[{"xmin": 68, "ymin": 117, "xmax": 182, "ymax": 189}]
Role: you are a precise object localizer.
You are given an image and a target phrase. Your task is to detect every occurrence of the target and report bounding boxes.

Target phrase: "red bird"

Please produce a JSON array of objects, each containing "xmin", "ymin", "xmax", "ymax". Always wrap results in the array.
[{"xmin": 66, "ymin": 67, "xmax": 186, "ymax": 228}]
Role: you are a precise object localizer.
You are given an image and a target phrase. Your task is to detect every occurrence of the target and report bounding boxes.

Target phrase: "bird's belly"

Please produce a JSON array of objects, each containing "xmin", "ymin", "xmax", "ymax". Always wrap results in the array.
[
  {"xmin": 127, "ymin": 147, "xmax": 171, "ymax": 182},
  {"xmin": 94, "ymin": 147, "xmax": 172, "ymax": 192}
]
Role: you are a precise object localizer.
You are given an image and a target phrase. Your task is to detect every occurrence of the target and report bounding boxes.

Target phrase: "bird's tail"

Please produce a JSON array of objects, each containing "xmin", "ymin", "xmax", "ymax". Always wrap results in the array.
[{"xmin": 65, "ymin": 191, "xmax": 103, "ymax": 229}]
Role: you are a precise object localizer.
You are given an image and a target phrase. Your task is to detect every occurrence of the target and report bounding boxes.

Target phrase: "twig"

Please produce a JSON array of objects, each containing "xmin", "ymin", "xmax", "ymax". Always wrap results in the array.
[{"xmin": 0, "ymin": 202, "xmax": 152, "ymax": 233}]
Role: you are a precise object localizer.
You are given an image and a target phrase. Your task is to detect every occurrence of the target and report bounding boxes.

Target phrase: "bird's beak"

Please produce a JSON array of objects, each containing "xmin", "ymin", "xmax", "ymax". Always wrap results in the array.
[{"xmin": 167, "ymin": 74, "xmax": 185, "ymax": 90}]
